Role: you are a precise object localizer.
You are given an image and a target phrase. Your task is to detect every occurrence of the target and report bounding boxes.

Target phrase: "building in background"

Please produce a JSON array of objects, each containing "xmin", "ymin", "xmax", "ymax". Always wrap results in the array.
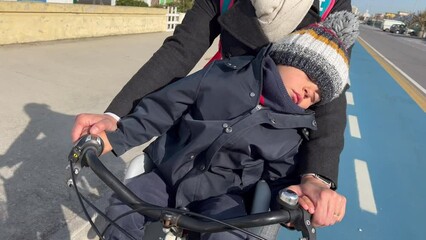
[
  {"xmin": 398, "ymin": 11, "xmax": 410, "ymax": 17},
  {"xmin": 352, "ymin": 6, "xmax": 359, "ymax": 15},
  {"xmin": 384, "ymin": 12, "xmax": 397, "ymax": 19},
  {"xmin": 361, "ymin": 10, "xmax": 371, "ymax": 21}
]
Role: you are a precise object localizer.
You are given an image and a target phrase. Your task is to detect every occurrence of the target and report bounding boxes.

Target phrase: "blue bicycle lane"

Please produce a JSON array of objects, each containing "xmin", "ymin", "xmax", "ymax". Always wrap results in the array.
[{"xmin": 280, "ymin": 42, "xmax": 426, "ymax": 240}]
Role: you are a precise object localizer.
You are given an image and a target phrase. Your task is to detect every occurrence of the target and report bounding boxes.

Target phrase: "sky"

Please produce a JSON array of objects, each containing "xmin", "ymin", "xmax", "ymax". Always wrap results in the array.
[{"xmin": 352, "ymin": 0, "xmax": 426, "ymax": 15}]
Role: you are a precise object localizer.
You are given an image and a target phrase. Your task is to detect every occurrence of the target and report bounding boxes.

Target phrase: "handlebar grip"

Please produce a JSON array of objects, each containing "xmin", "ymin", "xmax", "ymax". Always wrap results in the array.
[
  {"xmin": 68, "ymin": 135, "xmax": 104, "ymax": 166},
  {"xmin": 277, "ymin": 189, "xmax": 299, "ymax": 210}
]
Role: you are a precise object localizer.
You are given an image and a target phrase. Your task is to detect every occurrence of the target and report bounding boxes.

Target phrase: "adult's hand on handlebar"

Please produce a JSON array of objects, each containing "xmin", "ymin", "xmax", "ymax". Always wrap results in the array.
[
  {"xmin": 71, "ymin": 113, "xmax": 118, "ymax": 142},
  {"xmin": 287, "ymin": 178, "xmax": 346, "ymax": 227}
]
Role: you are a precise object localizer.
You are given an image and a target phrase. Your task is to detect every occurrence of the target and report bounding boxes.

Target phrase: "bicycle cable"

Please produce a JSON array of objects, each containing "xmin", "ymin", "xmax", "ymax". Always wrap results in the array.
[
  {"xmin": 79, "ymin": 193, "xmax": 137, "ymax": 240},
  {"xmin": 70, "ymin": 161, "xmax": 104, "ymax": 238},
  {"xmin": 70, "ymin": 161, "xmax": 137, "ymax": 240}
]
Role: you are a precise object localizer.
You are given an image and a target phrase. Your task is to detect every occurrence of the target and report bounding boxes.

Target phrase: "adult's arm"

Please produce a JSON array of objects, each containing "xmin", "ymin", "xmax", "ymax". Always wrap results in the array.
[
  {"xmin": 105, "ymin": 0, "xmax": 221, "ymax": 117},
  {"xmin": 297, "ymin": 0, "xmax": 352, "ymax": 189}
]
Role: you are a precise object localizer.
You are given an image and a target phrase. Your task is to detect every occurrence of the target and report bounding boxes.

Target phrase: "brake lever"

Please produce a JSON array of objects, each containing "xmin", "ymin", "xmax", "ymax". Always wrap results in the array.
[
  {"xmin": 296, "ymin": 208, "xmax": 316, "ymax": 240},
  {"xmin": 67, "ymin": 134, "xmax": 104, "ymax": 187},
  {"xmin": 278, "ymin": 189, "xmax": 316, "ymax": 240}
]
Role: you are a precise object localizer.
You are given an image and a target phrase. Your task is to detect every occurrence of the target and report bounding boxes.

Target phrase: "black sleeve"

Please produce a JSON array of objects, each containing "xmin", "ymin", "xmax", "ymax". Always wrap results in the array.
[
  {"xmin": 297, "ymin": 0, "xmax": 352, "ymax": 189},
  {"xmin": 105, "ymin": 0, "xmax": 220, "ymax": 117}
]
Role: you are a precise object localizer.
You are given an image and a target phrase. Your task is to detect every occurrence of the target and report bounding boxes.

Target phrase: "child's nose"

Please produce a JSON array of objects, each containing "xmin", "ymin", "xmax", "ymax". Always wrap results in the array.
[{"xmin": 303, "ymin": 88, "xmax": 311, "ymax": 98}]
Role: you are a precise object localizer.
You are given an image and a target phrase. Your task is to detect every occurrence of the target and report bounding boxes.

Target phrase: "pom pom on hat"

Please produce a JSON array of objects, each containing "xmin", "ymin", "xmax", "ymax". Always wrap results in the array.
[
  {"xmin": 322, "ymin": 11, "xmax": 360, "ymax": 49},
  {"xmin": 269, "ymin": 11, "xmax": 360, "ymax": 105}
]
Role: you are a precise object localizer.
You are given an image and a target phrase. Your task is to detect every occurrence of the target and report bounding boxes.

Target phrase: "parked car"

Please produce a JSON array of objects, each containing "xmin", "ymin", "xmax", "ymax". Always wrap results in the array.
[
  {"xmin": 390, "ymin": 24, "xmax": 407, "ymax": 34},
  {"xmin": 381, "ymin": 19, "xmax": 405, "ymax": 31},
  {"xmin": 406, "ymin": 28, "xmax": 416, "ymax": 36},
  {"xmin": 389, "ymin": 24, "xmax": 417, "ymax": 36},
  {"xmin": 408, "ymin": 26, "xmax": 420, "ymax": 36}
]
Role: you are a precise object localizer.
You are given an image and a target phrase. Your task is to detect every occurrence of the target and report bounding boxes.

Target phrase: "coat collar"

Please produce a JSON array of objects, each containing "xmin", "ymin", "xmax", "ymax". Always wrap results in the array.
[
  {"xmin": 251, "ymin": 45, "xmax": 316, "ymax": 116},
  {"xmin": 218, "ymin": 0, "xmax": 269, "ymax": 50}
]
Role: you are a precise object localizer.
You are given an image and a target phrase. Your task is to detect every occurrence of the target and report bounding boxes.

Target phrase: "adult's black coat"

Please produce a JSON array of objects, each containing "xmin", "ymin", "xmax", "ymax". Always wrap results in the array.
[
  {"xmin": 107, "ymin": 48, "xmax": 318, "ymax": 207},
  {"xmin": 105, "ymin": 0, "xmax": 352, "ymax": 188}
]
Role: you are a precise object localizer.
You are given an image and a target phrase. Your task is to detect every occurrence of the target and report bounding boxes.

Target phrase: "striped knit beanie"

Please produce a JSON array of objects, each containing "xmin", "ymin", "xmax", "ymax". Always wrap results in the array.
[{"xmin": 269, "ymin": 11, "xmax": 360, "ymax": 105}]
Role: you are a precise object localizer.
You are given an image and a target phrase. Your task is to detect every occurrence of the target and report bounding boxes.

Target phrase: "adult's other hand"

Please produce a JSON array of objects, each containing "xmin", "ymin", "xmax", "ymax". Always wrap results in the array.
[{"xmin": 287, "ymin": 176, "xmax": 346, "ymax": 227}]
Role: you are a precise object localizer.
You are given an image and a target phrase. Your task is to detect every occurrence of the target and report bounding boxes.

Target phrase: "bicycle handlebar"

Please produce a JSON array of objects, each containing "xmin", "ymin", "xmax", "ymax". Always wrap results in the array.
[{"xmin": 68, "ymin": 135, "xmax": 317, "ymax": 239}]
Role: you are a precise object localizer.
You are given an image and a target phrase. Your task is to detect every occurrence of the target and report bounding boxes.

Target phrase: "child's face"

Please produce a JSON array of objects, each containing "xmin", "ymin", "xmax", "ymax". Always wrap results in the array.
[{"xmin": 277, "ymin": 65, "xmax": 321, "ymax": 109}]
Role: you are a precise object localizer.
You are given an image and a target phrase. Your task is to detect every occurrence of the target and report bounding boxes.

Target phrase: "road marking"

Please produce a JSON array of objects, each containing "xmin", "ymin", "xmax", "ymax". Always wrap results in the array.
[
  {"xmin": 346, "ymin": 92, "xmax": 354, "ymax": 105},
  {"xmin": 354, "ymin": 159, "xmax": 378, "ymax": 214},
  {"xmin": 358, "ymin": 37, "xmax": 426, "ymax": 112},
  {"xmin": 348, "ymin": 115, "xmax": 361, "ymax": 138}
]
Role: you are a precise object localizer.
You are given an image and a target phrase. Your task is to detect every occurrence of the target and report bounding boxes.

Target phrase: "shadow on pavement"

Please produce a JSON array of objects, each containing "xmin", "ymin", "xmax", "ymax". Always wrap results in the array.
[{"xmin": 0, "ymin": 103, "xmax": 126, "ymax": 240}]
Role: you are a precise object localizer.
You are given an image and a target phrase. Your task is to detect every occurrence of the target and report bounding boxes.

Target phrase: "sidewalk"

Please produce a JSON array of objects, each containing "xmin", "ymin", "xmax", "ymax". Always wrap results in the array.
[{"xmin": 0, "ymin": 32, "xmax": 218, "ymax": 240}]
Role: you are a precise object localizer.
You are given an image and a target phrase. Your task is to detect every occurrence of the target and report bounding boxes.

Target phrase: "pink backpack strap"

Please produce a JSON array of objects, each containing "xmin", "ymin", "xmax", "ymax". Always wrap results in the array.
[
  {"xmin": 320, "ymin": 0, "xmax": 336, "ymax": 20},
  {"xmin": 205, "ymin": 0, "xmax": 234, "ymax": 67}
]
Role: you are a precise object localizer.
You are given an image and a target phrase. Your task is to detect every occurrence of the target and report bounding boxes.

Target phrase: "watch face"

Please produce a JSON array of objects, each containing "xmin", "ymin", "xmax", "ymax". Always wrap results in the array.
[
  {"xmin": 305, "ymin": 174, "xmax": 332, "ymax": 188},
  {"xmin": 316, "ymin": 174, "xmax": 332, "ymax": 187}
]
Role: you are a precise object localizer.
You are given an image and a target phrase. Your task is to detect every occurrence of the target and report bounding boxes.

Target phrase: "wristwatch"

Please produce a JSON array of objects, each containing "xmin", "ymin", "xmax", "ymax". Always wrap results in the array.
[{"xmin": 301, "ymin": 173, "xmax": 333, "ymax": 189}]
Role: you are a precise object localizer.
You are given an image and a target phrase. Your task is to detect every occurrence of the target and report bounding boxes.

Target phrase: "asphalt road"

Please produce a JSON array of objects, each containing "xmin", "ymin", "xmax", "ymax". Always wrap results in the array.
[
  {"xmin": 358, "ymin": 24, "xmax": 426, "ymax": 90},
  {"xmin": 0, "ymin": 32, "xmax": 218, "ymax": 240}
]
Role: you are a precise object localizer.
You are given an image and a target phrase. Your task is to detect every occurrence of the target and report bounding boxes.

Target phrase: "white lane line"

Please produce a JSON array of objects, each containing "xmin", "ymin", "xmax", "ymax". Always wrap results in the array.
[
  {"xmin": 348, "ymin": 115, "xmax": 361, "ymax": 138},
  {"xmin": 354, "ymin": 159, "xmax": 378, "ymax": 214},
  {"xmin": 358, "ymin": 37, "xmax": 426, "ymax": 95},
  {"xmin": 346, "ymin": 92, "xmax": 354, "ymax": 105}
]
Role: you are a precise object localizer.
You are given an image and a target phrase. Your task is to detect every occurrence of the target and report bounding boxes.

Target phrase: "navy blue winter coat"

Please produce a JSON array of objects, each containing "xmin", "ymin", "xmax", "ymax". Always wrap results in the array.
[
  {"xmin": 106, "ymin": 0, "xmax": 352, "ymax": 188},
  {"xmin": 107, "ymin": 47, "xmax": 317, "ymax": 207}
]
